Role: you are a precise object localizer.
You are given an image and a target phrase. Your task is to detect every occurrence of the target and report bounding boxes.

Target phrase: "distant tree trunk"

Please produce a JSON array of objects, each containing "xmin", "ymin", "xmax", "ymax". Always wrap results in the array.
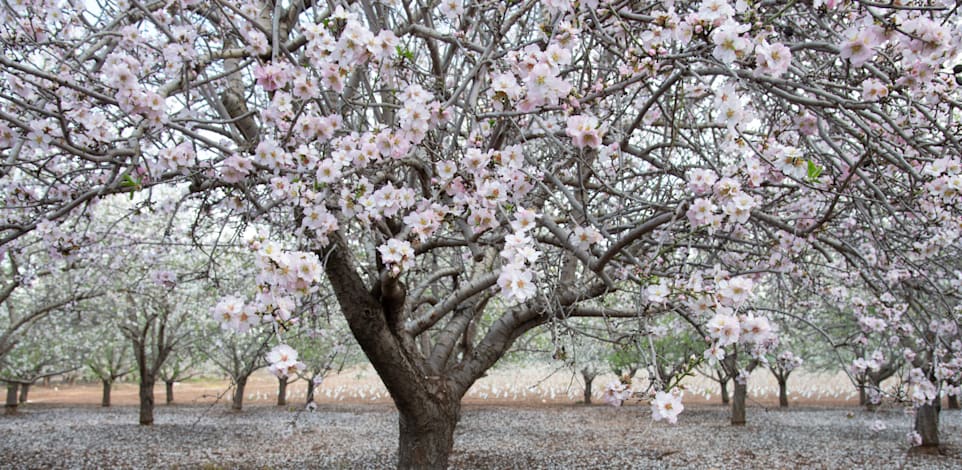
[
  {"xmin": 139, "ymin": 376, "xmax": 155, "ymax": 425},
  {"xmin": 306, "ymin": 379, "xmax": 316, "ymax": 405},
  {"xmin": 42, "ymin": 377, "xmax": 50, "ymax": 387},
  {"xmin": 948, "ymin": 394, "xmax": 959, "ymax": 410},
  {"xmin": 720, "ymin": 379, "xmax": 730, "ymax": 405},
  {"xmin": 277, "ymin": 376, "xmax": 288, "ymax": 406},
  {"xmin": 18, "ymin": 383, "xmax": 29, "ymax": 404},
  {"xmin": 731, "ymin": 381, "xmax": 747, "ymax": 425},
  {"xmin": 858, "ymin": 383, "xmax": 867, "ymax": 407},
  {"xmin": 5, "ymin": 383, "xmax": 19, "ymax": 415},
  {"xmin": 101, "ymin": 379, "xmax": 112, "ymax": 407},
  {"xmin": 165, "ymin": 380, "xmax": 175, "ymax": 404},
  {"xmin": 865, "ymin": 381, "xmax": 879, "ymax": 412},
  {"xmin": 914, "ymin": 402, "xmax": 940, "ymax": 449},
  {"xmin": 232, "ymin": 376, "xmax": 247, "ymax": 411},
  {"xmin": 581, "ymin": 368, "xmax": 596, "ymax": 405},
  {"xmin": 778, "ymin": 377, "xmax": 788, "ymax": 408}
]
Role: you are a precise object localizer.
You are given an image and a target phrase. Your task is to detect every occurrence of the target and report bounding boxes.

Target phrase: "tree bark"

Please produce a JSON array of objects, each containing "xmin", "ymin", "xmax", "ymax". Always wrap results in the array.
[
  {"xmin": 18, "ymin": 383, "xmax": 28, "ymax": 404},
  {"xmin": 165, "ymin": 380, "xmax": 174, "ymax": 405},
  {"xmin": 139, "ymin": 376, "xmax": 155, "ymax": 425},
  {"xmin": 306, "ymin": 379, "xmax": 316, "ymax": 405},
  {"xmin": 232, "ymin": 376, "xmax": 247, "ymax": 411},
  {"xmin": 858, "ymin": 383, "xmax": 867, "ymax": 407},
  {"xmin": 582, "ymin": 370, "xmax": 595, "ymax": 405},
  {"xmin": 277, "ymin": 376, "xmax": 288, "ymax": 406},
  {"xmin": 778, "ymin": 378, "xmax": 788, "ymax": 408},
  {"xmin": 397, "ymin": 398, "xmax": 460, "ymax": 470},
  {"xmin": 947, "ymin": 394, "xmax": 959, "ymax": 410},
  {"xmin": 5, "ymin": 383, "xmax": 18, "ymax": 415},
  {"xmin": 731, "ymin": 381, "xmax": 747, "ymax": 425},
  {"xmin": 101, "ymin": 379, "xmax": 112, "ymax": 407},
  {"xmin": 720, "ymin": 379, "xmax": 730, "ymax": 405},
  {"xmin": 914, "ymin": 402, "xmax": 940, "ymax": 449}
]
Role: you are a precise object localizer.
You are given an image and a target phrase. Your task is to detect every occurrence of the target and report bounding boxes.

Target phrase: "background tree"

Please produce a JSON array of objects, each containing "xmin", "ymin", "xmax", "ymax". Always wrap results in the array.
[
  {"xmin": 205, "ymin": 326, "xmax": 272, "ymax": 412},
  {"xmin": 83, "ymin": 323, "xmax": 134, "ymax": 408}
]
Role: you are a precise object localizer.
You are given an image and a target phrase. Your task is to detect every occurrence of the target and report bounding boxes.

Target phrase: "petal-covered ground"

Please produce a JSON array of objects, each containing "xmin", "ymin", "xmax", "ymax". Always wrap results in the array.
[{"xmin": 1, "ymin": 403, "xmax": 960, "ymax": 469}]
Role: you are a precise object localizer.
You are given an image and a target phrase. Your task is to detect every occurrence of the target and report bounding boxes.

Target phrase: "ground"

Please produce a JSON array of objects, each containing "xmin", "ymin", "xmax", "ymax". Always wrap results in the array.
[
  {"xmin": 1, "ymin": 403, "xmax": 960, "ymax": 469},
  {"xmin": 3, "ymin": 368, "xmax": 960, "ymax": 468}
]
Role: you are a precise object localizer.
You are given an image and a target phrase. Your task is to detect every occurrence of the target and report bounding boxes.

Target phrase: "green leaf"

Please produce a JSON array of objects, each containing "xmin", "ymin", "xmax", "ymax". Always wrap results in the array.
[
  {"xmin": 396, "ymin": 45, "xmax": 414, "ymax": 61},
  {"xmin": 806, "ymin": 159, "xmax": 823, "ymax": 182},
  {"xmin": 120, "ymin": 174, "xmax": 142, "ymax": 199}
]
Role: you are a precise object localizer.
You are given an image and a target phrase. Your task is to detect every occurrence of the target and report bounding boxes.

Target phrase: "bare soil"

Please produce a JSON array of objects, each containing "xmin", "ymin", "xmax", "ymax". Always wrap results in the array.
[{"xmin": 6, "ymin": 368, "xmax": 955, "ymax": 468}]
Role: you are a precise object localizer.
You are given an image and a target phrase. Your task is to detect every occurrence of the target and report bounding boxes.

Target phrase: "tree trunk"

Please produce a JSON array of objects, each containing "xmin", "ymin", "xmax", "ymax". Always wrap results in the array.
[
  {"xmin": 397, "ymin": 399, "xmax": 460, "ymax": 470},
  {"xmin": 165, "ymin": 380, "xmax": 174, "ymax": 405},
  {"xmin": 947, "ymin": 394, "xmax": 959, "ymax": 410},
  {"xmin": 865, "ymin": 380, "xmax": 879, "ymax": 411},
  {"xmin": 18, "ymin": 383, "xmax": 29, "ymax": 404},
  {"xmin": 101, "ymin": 379, "xmax": 112, "ymax": 407},
  {"xmin": 139, "ymin": 376, "xmax": 155, "ymax": 425},
  {"xmin": 858, "ymin": 383, "xmax": 867, "ymax": 407},
  {"xmin": 306, "ymin": 379, "xmax": 316, "ymax": 405},
  {"xmin": 231, "ymin": 376, "xmax": 247, "ymax": 411},
  {"xmin": 720, "ymin": 379, "xmax": 730, "ymax": 405},
  {"xmin": 277, "ymin": 376, "xmax": 288, "ymax": 406},
  {"xmin": 5, "ymin": 383, "xmax": 18, "ymax": 415},
  {"xmin": 582, "ymin": 370, "xmax": 595, "ymax": 405},
  {"xmin": 778, "ymin": 378, "xmax": 788, "ymax": 408},
  {"xmin": 914, "ymin": 402, "xmax": 940, "ymax": 449},
  {"xmin": 731, "ymin": 381, "xmax": 747, "ymax": 425}
]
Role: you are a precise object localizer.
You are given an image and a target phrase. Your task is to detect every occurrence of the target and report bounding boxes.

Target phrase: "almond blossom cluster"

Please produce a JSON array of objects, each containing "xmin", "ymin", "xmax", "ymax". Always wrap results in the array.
[
  {"xmin": 211, "ymin": 239, "xmax": 323, "ymax": 333},
  {"xmin": 684, "ymin": 168, "xmax": 758, "ymax": 232},
  {"xmin": 266, "ymin": 344, "xmax": 305, "ymax": 379},
  {"xmin": 497, "ymin": 209, "xmax": 543, "ymax": 303},
  {"xmin": 650, "ymin": 389, "xmax": 685, "ymax": 424}
]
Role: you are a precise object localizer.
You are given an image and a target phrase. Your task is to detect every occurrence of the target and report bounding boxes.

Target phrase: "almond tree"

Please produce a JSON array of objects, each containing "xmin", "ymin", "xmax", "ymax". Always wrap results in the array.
[
  {"xmin": 3, "ymin": 1, "xmax": 961, "ymax": 467},
  {"xmin": 205, "ymin": 326, "xmax": 272, "ymax": 411},
  {"xmin": 84, "ymin": 324, "xmax": 134, "ymax": 408}
]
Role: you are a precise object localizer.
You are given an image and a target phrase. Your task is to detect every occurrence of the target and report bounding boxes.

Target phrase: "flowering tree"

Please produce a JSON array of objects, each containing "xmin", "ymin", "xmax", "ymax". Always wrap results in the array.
[
  {"xmin": 2, "ymin": 0, "xmax": 962, "ymax": 466},
  {"xmin": 84, "ymin": 322, "xmax": 134, "ymax": 408},
  {"xmin": 768, "ymin": 350, "xmax": 803, "ymax": 408},
  {"xmin": 205, "ymin": 326, "xmax": 272, "ymax": 411},
  {"xmin": 1, "ymin": 313, "xmax": 84, "ymax": 413}
]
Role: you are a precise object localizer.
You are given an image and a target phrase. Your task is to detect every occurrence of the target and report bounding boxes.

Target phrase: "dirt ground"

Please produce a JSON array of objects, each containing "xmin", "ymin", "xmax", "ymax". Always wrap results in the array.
[
  {"xmin": 23, "ymin": 366, "xmax": 863, "ymax": 408},
  {"xmin": 1, "ymin": 402, "xmax": 960, "ymax": 469},
  {"xmin": 5, "ymin": 367, "xmax": 960, "ymax": 468}
]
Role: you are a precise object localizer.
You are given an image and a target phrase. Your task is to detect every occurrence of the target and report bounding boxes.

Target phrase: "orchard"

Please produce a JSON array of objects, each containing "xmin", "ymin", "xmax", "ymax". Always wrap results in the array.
[{"xmin": 1, "ymin": 0, "xmax": 962, "ymax": 468}]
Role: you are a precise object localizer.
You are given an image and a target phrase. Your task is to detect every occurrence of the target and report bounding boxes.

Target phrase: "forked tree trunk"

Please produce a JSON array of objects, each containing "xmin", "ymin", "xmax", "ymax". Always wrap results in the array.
[
  {"xmin": 720, "ymin": 379, "xmax": 730, "ymax": 405},
  {"xmin": 947, "ymin": 394, "xmax": 959, "ymax": 410},
  {"xmin": 731, "ymin": 381, "xmax": 747, "ymax": 425},
  {"xmin": 306, "ymin": 379, "xmax": 316, "ymax": 405},
  {"xmin": 5, "ymin": 383, "xmax": 18, "ymax": 415},
  {"xmin": 277, "ymin": 376, "xmax": 288, "ymax": 406},
  {"xmin": 139, "ymin": 376, "xmax": 155, "ymax": 425},
  {"xmin": 18, "ymin": 383, "xmax": 29, "ymax": 404},
  {"xmin": 165, "ymin": 380, "xmax": 175, "ymax": 404},
  {"xmin": 778, "ymin": 378, "xmax": 788, "ymax": 408},
  {"xmin": 397, "ymin": 398, "xmax": 460, "ymax": 469},
  {"xmin": 232, "ymin": 377, "xmax": 247, "ymax": 411},
  {"xmin": 914, "ymin": 402, "xmax": 940, "ymax": 449},
  {"xmin": 101, "ymin": 379, "xmax": 112, "ymax": 407}
]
